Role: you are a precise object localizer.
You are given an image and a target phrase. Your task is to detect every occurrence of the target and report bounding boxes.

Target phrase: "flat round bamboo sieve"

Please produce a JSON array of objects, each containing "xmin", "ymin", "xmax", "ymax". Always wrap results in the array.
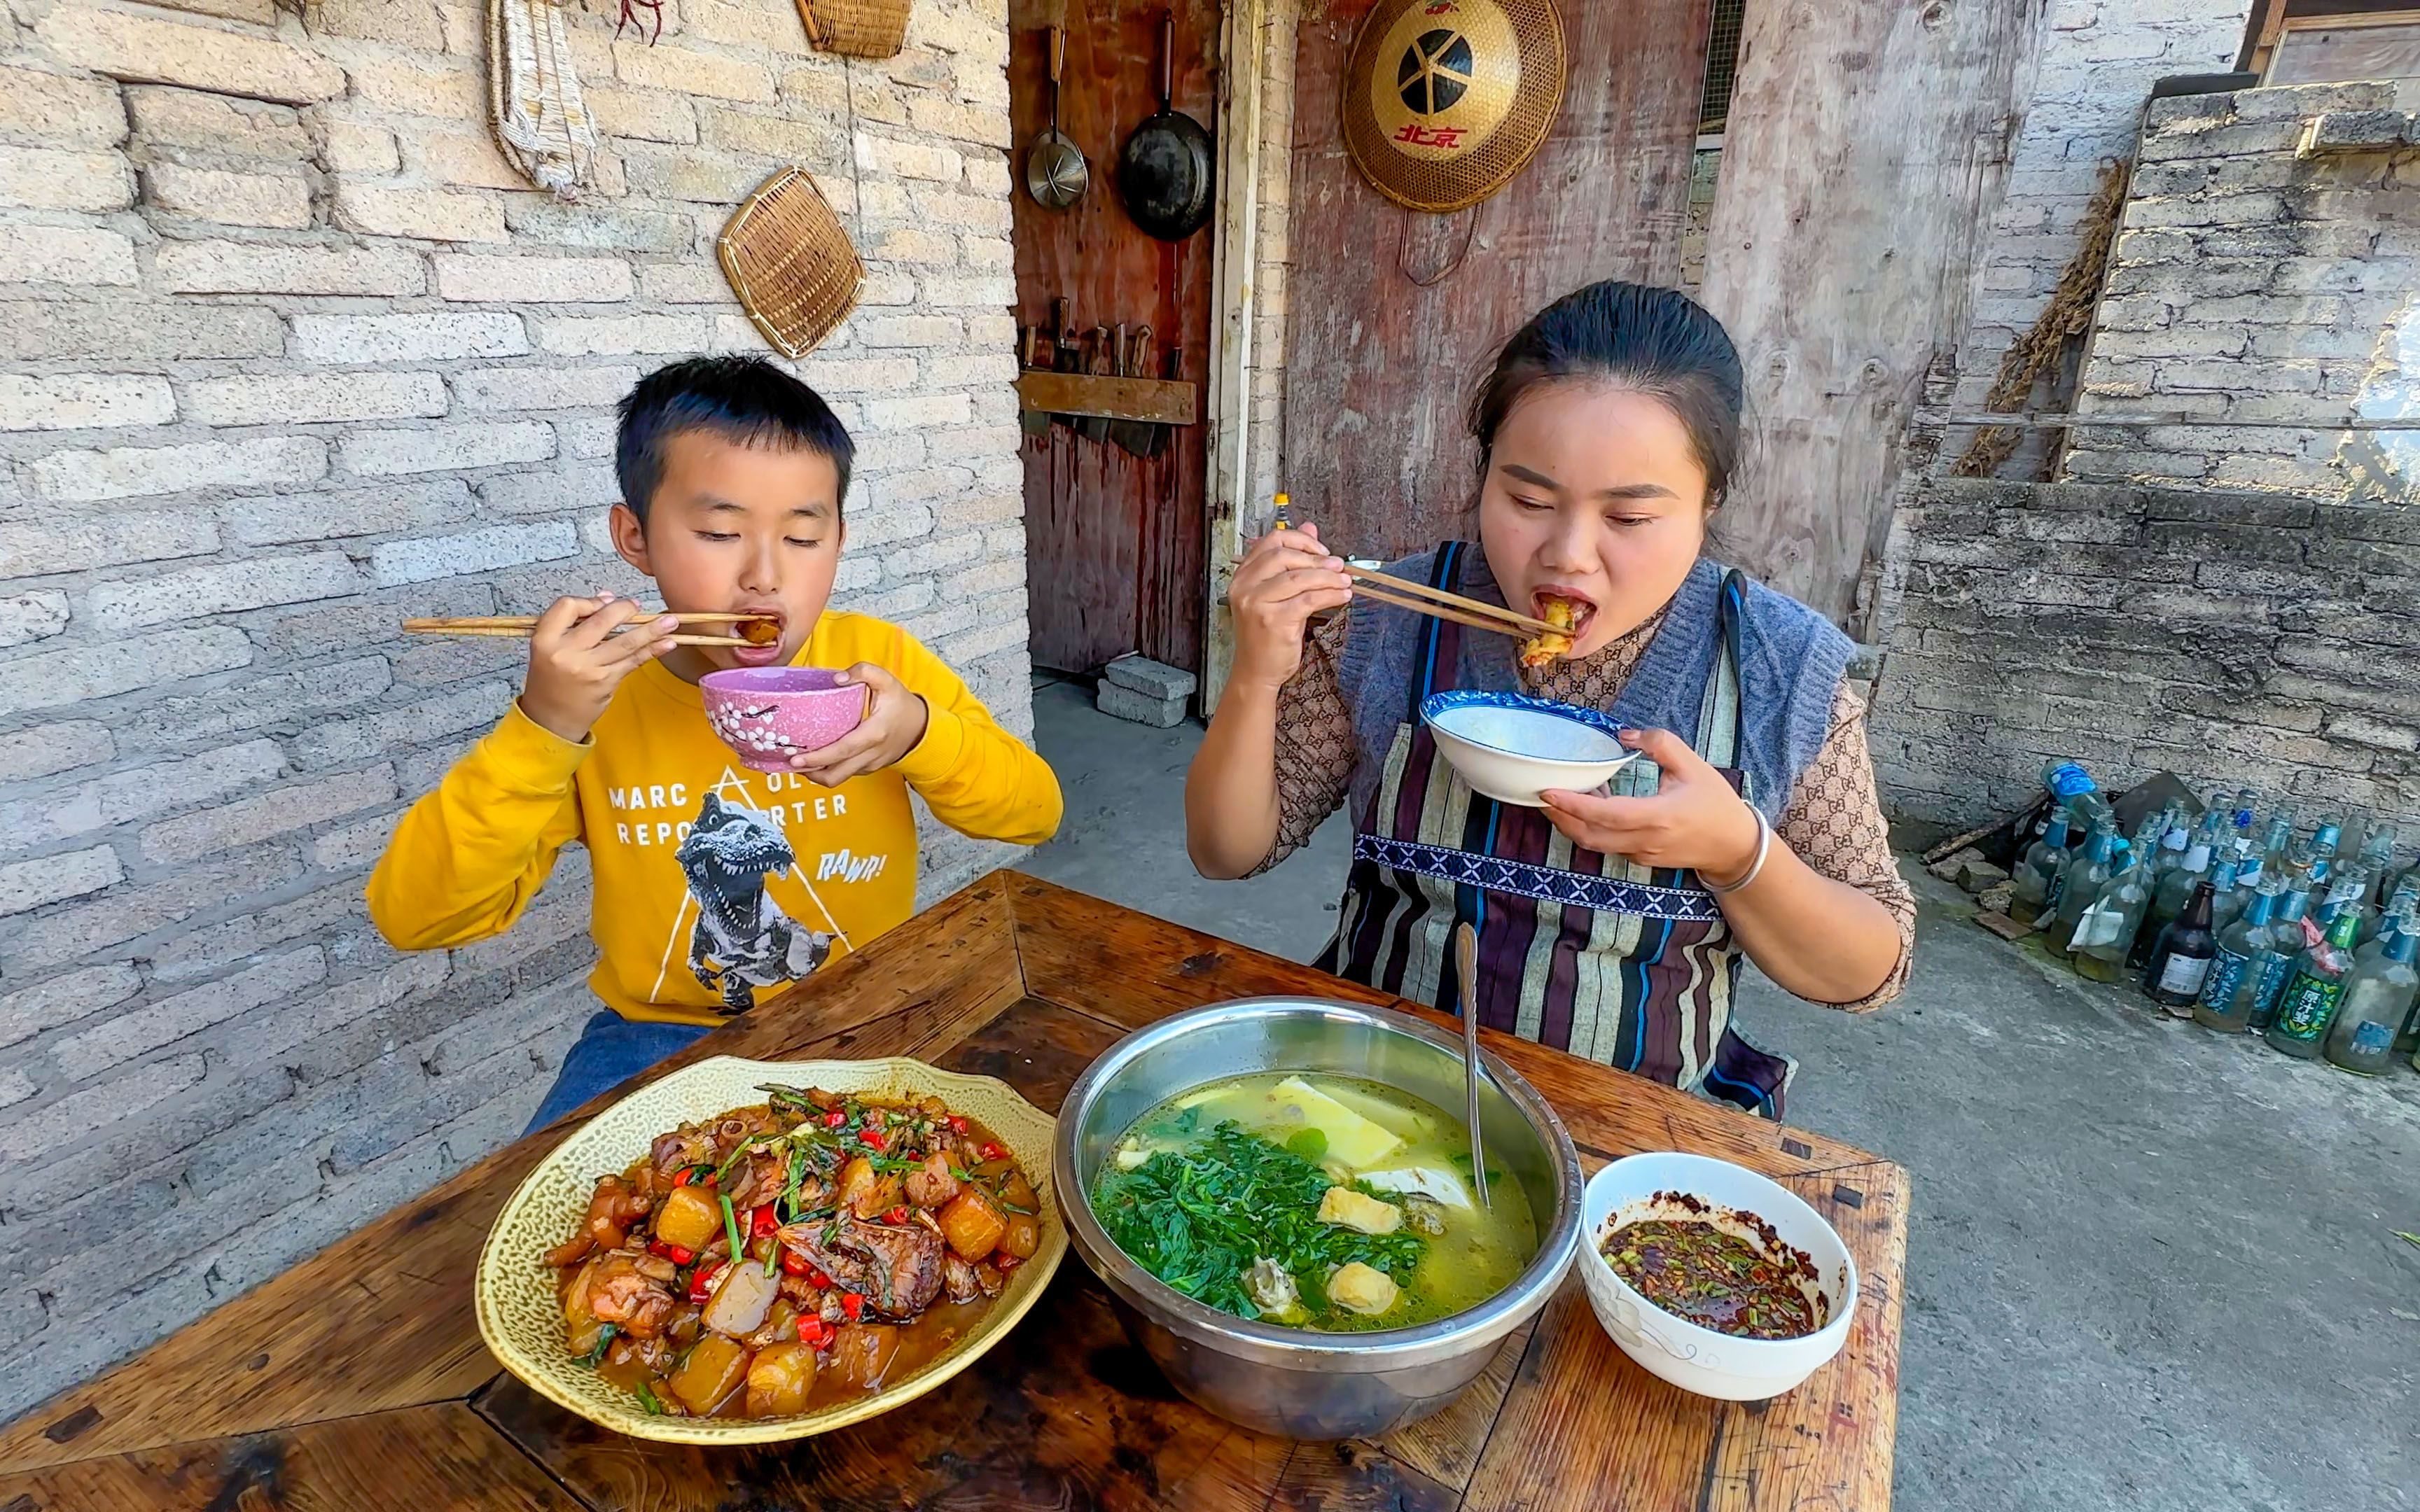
[
  {"xmin": 793, "ymin": 0, "xmax": 911, "ymax": 59},
  {"xmin": 717, "ymin": 167, "xmax": 865, "ymax": 360}
]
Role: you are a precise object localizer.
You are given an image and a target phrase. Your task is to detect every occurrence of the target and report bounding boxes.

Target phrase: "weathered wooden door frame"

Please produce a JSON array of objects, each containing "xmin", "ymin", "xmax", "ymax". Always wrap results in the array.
[{"xmin": 1201, "ymin": 0, "xmax": 1269, "ymax": 712}]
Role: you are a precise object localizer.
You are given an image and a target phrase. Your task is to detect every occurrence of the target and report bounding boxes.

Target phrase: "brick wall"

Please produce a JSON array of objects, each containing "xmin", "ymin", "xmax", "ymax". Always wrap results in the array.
[
  {"xmin": 1869, "ymin": 476, "xmax": 2420, "ymax": 838},
  {"xmin": 2064, "ymin": 80, "xmax": 2420, "ymax": 500},
  {"xmin": 0, "ymin": 0, "xmax": 1028, "ymax": 1417},
  {"xmin": 1944, "ymin": 0, "xmax": 2251, "ymax": 477}
]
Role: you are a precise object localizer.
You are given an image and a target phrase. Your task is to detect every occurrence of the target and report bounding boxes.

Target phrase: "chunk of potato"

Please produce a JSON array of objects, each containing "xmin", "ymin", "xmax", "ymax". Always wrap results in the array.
[
  {"xmin": 666, "ymin": 1332, "xmax": 749, "ymax": 1415},
  {"xmin": 744, "ymin": 1340, "xmax": 817, "ymax": 1415},
  {"xmin": 1316, "ymin": 1186, "xmax": 1401, "ymax": 1235},
  {"xmin": 826, "ymin": 1323, "xmax": 900, "ymax": 1390},
  {"xmin": 702, "ymin": 1254, "xmax": 779, "ymax": 1338},
  {"xmin": 998, "ymin": 1212, "xmax": 1041, "ymax": 1260},
  {"xmin": 1326, "ymin": 1262, "xmax": 1400, "ymax": 1316},
  {"xmin": 937, "ymin": 1188, "xmax": 1008, "ymax": 1261},
  {"xmin": 654, "ymin": 1184, "xmax": 723, "ymax": 1253},
  {"xmin": 837, "ymin": 1155, "xmax": 905, "ymax": 1220}
]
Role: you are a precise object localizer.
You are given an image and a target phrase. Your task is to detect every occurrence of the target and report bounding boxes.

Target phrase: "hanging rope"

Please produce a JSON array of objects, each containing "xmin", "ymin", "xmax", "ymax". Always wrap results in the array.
[{"xmin": 1954, "ymin": 157, "xmax": 2132, "ymax": 479}]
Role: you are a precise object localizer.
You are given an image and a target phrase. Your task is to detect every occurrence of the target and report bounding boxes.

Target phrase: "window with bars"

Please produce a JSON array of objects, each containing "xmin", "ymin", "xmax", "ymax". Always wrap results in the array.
[{"xmin": 1699, "ymin": 0, "xmax": 1746, "ymax": 133}]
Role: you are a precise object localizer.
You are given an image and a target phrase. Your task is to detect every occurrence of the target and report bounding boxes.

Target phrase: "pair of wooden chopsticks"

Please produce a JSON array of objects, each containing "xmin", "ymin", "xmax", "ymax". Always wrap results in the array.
[
  {"xmin": 401, "ymin": 612, "xmax": 770, "ymax": 648},
  {"xmin": 1342, "ymin": 565, "xmax": 1557, "ymax": 640}
]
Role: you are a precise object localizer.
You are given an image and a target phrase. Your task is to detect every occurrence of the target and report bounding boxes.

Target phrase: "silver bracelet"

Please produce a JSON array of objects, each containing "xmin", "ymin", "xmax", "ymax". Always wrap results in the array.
[{"xmin": 1704, "ymin": 804, "xmax": 1772, "ymax": 896}]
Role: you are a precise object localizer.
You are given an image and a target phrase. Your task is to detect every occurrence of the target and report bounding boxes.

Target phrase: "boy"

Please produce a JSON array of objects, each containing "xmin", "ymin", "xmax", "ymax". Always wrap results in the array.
[{"xmin": 369, "ymin": 356, "xmax": 1062, "ymax": 1128}]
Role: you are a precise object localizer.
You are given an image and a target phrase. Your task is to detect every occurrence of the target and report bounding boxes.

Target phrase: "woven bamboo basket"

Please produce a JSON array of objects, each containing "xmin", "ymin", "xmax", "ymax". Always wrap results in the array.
[
  {"xmin": 793, "ymin": 0, "xmax": 911, "ymax": 59},
  {"xmin": 718, "ymin": 167, "xmax": 865, "ymax": 359}
]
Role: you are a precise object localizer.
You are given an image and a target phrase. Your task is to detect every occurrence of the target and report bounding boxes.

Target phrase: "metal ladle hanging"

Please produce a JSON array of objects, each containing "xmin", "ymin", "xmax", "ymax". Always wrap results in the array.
[{"xmin": 1025, "ymin": 25, "xmax": 1087, "ymax": 209}]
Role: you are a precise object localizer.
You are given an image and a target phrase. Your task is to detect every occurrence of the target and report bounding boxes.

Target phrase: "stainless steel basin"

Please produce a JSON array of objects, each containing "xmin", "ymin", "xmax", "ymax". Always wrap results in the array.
[{"xmin": 1052, "ymin": 997, "xmax": 1583, "ymax": 1441}]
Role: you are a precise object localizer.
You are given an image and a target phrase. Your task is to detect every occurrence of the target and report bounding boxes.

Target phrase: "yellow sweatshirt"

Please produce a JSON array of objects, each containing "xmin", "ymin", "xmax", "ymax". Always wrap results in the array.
[{"xmin": 368, "ymin": 610, "xmax": 1061, "ymax": 1025}]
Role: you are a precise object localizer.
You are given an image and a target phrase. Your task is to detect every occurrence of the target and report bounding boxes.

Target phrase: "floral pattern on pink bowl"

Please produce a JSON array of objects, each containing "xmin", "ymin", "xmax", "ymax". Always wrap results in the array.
[{"xmin": 700, "ymin": 667, "xmax": 869, "ymax": 772}]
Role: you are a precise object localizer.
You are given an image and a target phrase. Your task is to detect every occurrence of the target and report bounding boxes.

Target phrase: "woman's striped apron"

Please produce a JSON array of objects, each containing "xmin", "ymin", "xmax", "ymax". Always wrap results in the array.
[{"xmin": 1314, "ymin": 543, "xmax": 1796, "ymax": 1119}]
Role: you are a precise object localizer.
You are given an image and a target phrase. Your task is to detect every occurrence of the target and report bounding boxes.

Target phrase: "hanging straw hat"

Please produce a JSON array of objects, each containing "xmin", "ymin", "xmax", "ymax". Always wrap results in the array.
[{"xmin": 1340, "ymin": 0, "xmax": 1566, "ymax": 215}]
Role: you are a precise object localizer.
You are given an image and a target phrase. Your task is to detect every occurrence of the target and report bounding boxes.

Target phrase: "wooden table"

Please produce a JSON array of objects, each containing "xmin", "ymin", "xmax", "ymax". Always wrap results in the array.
[{"xmin": 0, "ymin": 873, "xmax": 1908, "ymax": 1511}]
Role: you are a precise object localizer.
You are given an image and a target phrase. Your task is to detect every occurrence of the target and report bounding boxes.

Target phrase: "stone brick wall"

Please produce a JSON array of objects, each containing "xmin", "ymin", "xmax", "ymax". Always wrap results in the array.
[
  {"xmin": 2064, "ymin": 80, "xmax": 2420, "ymax": 500},
  {"xmin": 1944, "ymin": 0, "xmax": 2251, "ymax": 477},
  {"xmin": 1870, "ymin": 476, "xmax": 2420, "ymax": 838},
  {"xmin": 0, "ymin": 0, "xmax": 1027, "ymax": 1417}
]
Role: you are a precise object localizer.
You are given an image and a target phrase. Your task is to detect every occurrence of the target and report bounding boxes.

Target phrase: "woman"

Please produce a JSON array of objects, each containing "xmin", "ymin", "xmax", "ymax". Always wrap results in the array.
[{"xmin": 1185, "ymin": 281, "xmax": 1910, "ymax": 1119}]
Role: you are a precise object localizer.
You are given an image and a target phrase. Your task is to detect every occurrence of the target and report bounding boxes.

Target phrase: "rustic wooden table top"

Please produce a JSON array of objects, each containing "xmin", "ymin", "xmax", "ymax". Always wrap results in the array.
[{"xmin": 0, "ymin": 872, "xmax": 1908, "ymax": 1511}]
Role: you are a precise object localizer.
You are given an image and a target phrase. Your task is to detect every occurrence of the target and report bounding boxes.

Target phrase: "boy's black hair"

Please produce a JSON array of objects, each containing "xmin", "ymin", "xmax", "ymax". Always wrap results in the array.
[{"xmin": 614, "ymin": 356, "xmax": 855, "ymax": 525}]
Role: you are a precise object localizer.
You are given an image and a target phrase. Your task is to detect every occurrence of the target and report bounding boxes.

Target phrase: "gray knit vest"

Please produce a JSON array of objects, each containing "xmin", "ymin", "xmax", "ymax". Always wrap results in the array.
[{"xmin": 1336, "ymin": 551, "xmax": 1852, "ymax": 827}]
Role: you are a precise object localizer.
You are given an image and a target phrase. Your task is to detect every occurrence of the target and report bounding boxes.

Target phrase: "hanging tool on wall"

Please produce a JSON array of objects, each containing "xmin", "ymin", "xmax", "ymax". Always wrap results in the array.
[
  {"xmin": 1116, "ymin": 10, "xmax": 1214, "ymax": 241},
  {"xmin": 1025, "ymin": 24, "xmax": 1089, "ymax": 209},
  {"xmin": 1076, "ymin": 327, "xmax": 1116, "ymax": 442},
  {"xmin": 1107, "ymin": 323, "xmax": 1155, "ymax": 457}
]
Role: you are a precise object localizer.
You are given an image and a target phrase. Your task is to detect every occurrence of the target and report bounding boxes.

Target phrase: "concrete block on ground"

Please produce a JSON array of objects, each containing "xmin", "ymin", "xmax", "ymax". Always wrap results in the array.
[
  {"xmin": 1102, "ymin": 654, "xmax": 1197, "ymax": 701},
  {"xmin": 1097, "ymin": 679, "xmax": 1187, "ymax": 728},
  {"xmin": 1956, "ymin": 859, "xmax": 2011, "ymax": 895},
  {"xmin": 1927, "ymin": 848, "xmax": 1984, "ymax": 884}
]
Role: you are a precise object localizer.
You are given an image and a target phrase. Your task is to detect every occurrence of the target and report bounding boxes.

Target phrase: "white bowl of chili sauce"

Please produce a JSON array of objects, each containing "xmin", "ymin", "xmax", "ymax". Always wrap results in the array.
[{"xmin": 1577, "ymin": 1152, "xmax": 1858, "ymax": 1401}]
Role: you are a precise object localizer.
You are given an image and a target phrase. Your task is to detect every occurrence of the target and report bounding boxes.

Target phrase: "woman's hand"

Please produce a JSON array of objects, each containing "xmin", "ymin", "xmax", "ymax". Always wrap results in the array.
[
  {"xmin": 1539, "ymin": 729, "xmax": 1762, "ymax": 883},
  {"xmin": 1226, "ymin": 524, "xmax": 1353, "ymax": 694}
]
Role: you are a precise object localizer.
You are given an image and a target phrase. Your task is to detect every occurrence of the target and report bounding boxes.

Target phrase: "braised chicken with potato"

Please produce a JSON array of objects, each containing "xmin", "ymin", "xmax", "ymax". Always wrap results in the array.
[{"xmin": 548, "ymin": 1084, "xmax": 1041, "ymax": 1418}]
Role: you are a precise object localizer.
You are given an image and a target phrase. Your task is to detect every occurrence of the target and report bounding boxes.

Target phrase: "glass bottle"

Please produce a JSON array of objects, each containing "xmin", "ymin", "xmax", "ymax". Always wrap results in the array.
[
  {"xmin": 2049, "ymin": 827, "xmax": 2117, "ymax": 957},
  {"xmin": 2194, "ymin": 881, "xmax": 2279, "ymax": 1032},
  {"xmin": 2208, "ymin": 855, "xmax": 2246, "ymax": 934},
  {"xmin": 2136, "ymin": 825, "xmax": 2215, "ymax": 971},
  {"xmin": 2073, "ymin": 843, "xmax": 2155, "ymax": 983},
  {"xmin": 2256, "ymin": 811, "xmax": 2297, "ymax": 894},
  {"xmin": 2144, "ymin": 881, "xmax": 2219, "ymax": 1016},
  {"xmin": 2323, "ymin": 927, "xmax": 2418, "ymax": 1076},
  {"xmin": 2265, "ymin": 911, "xmax": 2363, "ymax": 1059},
  {"xmin": 2297, "ymin": 812, "xmax": 2346, "ymax": 888},
  {"xmin": 2010, "ymin": 805, "xmax": 2071, "ymax": 925},
  {"xmin": 2247, "ymin": 882, "xmax": 2313, "ymax": 1032}
]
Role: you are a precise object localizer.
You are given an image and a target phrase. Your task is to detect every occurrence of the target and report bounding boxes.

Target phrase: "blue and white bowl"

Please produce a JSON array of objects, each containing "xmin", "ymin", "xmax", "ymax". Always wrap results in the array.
[{"xmin": 1419, "ymin": 690, "xmax": 1639, "ymax": 808}]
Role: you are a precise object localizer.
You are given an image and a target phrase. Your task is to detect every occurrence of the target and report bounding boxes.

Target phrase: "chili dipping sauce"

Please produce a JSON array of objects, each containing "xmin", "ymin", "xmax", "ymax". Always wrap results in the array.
[{"xmin": 1599, "ymin": 1213, "xmax": 1822, "ymax": 1341}]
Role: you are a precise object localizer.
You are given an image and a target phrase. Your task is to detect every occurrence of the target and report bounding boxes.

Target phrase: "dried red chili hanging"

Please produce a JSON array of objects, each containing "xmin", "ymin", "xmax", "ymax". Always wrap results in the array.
[{"xmin": 616, "ymin": 0, "xmax": 663, "ymax": 43}]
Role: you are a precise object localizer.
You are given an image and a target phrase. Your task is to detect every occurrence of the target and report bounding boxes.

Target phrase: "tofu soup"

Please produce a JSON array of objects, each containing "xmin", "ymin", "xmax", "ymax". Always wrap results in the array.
[{"xmin": 1090, "ymin": 1072, "xmax": 1538, "ymax": 1331}]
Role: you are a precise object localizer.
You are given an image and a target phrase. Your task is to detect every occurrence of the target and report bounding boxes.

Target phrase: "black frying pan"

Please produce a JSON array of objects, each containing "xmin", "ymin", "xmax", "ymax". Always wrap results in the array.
[{"xmin": 1116, "ymin": 10, "xmax": 1212, "ymax": 242}]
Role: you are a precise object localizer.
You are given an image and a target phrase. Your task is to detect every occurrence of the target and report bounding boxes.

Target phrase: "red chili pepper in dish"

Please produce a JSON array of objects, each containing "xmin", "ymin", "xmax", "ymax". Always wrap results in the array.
[
  {"xmin": 648, "ymin": 1240, "xmax": 695, "ymax": 1266},
  {"xmin": 750, "ymin": 1203, "xmax": 779, "ymax": 1239},
  {"xmin": 823, "ymin": 1109, "xmax": 847, "ymax": 1128},
  {"xmin": 840, "ymin": 1292, "xmax": 865, "ymax": 1322},
  {"xmin": 779, "ymin": 1250, "xmax": 809, "ymax": 1278},
  {"xmin": 859, "ymin": 1128, "xmax": 888, "ymax": 1152},
  {"xmin": 798, "ymin": 1317, "xmax": 835, "ymax": 1349},
  {"xmin": 945, "ymin": 1115, "xmax": 968, "ymax": 1134},
  {"xmin": 995, "ymin": 1254, "xmax": 1024, "ymax": 1273},
  {"xmin": 808, "ymin": 1266, "xmax": 832, "ymax": 1288},
  {"xmin": 882, "ymin": 1205, "xmax": 909, "ymax": 1226},
  {"xmin": 688, "ymin": 1261, "xmax": 728, "ymax": 1305},
  {"xmin": 672, "ymin": 1167, "xmax": 696, "ymax": 1187},
  {"xmin": 979, "ymin": 1142, "xmax": 1004, "ymax": 1162}
]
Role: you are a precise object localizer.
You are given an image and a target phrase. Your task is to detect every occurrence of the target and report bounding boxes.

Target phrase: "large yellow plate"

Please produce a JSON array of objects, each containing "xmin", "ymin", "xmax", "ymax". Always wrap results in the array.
[{"xmin": 474, "ymin": 1054, "xmax": 1066, "ymax": 1444}]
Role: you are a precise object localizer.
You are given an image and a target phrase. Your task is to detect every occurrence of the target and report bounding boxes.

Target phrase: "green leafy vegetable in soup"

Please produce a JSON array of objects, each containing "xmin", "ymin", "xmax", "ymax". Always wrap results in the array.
[{"xmin": 1090, "ymin": 1072, "xmax": 1537, "ymax": 1331}]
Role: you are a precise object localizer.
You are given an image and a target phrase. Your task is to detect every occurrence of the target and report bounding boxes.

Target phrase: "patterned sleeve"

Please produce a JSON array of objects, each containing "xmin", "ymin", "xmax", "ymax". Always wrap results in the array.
[
  {"xmin": 1774, "ymin": 680, "xmax": 1915, "ymax": 1010},
  {"xmin": 1247, "ymin": 613, "xmax": 1357, "ymax": 876}
]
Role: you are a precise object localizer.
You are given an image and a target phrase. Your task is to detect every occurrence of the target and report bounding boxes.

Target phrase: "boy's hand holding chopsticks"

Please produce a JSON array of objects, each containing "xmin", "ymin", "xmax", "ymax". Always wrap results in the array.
[{"xmin": 520, "ymin": 593, "xmax": 683, "ymax": 743}]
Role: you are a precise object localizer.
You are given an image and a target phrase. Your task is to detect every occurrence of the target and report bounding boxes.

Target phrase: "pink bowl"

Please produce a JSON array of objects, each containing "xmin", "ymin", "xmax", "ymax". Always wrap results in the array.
[{"xmin": 699, "ymin": 667, "xmax": 870, "ymax": 771}]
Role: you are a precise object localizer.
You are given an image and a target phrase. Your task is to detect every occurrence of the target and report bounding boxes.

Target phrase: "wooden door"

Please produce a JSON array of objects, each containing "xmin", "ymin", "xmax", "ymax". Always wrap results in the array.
[
  {"xmin": 1279, "ymin": 0, "xmax": 1713, "ymax": 559},
  {"xmin": 1010, "ymin": 0, "xmax": 1217, "ymax": 676},
  {"xmin": 1697, "ymin": 0, "xmax": 2032, "ymax": 632}
]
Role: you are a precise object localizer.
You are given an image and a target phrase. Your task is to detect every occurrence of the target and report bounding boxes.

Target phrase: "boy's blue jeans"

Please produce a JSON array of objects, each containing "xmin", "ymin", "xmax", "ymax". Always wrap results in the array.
[{"xmin": 524, "ymin": 1010, "xmax": 714, "ymax": 1133}]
